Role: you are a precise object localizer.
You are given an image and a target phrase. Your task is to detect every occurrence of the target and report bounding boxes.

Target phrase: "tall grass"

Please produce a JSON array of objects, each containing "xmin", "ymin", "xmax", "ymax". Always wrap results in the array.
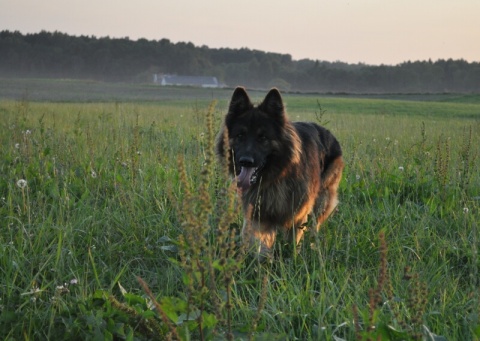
[{"xmin": 0, "ymin": 94, "xmax": 479, "ymax": 340}]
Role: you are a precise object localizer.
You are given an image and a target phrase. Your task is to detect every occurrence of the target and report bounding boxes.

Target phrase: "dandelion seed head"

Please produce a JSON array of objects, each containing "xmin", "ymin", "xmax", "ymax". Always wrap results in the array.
[
  {"xmin": 15, "ymin": 143, "xmax": 20, "ymax": 149},
  {"xmin": 16, "ymin": 179, "xmax": 27, "ymax": 189}
]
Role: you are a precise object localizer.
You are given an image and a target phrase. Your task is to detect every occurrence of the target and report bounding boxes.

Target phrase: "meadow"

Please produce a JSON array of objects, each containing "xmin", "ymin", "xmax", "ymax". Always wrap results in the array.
[{"xmin": 0, "ymin": 79, "xmax": 479, "ymax": 340}]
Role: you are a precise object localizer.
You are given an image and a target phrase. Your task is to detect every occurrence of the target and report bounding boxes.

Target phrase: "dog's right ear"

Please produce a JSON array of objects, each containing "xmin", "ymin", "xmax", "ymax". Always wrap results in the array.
[{"xmin": 228, "ymin": 87, "xmax": 253, "ymax": 115}]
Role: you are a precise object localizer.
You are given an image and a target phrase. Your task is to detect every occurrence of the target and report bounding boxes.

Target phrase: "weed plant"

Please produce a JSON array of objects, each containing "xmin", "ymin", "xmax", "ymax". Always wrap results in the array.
[{"xmin": 0, "ymin": 93, "xmax": 479, "ymax": 340}]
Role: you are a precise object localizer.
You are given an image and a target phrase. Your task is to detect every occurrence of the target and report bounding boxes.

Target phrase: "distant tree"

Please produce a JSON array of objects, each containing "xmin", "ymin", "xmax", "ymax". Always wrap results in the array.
[{"xmin": 0, "ymin": 30, "xmax": 479, "ymax": 93}]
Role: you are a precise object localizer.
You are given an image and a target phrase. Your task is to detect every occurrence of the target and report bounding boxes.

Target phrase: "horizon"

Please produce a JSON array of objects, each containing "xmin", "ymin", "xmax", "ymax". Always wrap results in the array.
[
  {"xmin": 4, "ymin": 28, "xmax": 478, "ymax": 68},
  {"xmin": 2, "ymin": 0, "xmax": 479, "ymax": 66}
]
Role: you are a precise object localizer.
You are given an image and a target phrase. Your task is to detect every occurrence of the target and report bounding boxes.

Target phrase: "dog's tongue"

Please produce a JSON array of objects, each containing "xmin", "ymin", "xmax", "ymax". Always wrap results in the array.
[{"xmin": 237, "ymin": 167, "xmax": 255, "ymax": 191}]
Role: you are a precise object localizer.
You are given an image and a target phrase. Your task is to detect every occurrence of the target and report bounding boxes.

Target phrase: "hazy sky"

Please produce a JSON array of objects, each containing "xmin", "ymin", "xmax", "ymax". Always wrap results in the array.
[{"xmin": 2, "ymin": 0, "xmax": 479, "ymax": 65}]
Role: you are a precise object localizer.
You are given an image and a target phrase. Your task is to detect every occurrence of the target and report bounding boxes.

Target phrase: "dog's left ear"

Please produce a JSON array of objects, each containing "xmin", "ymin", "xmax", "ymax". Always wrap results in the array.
[
  {"xmin": 228, "ymin": 87, "xmax": 253, "ymax": 115},
  {"xmin": 259, "ymin": 88, "xmax": 285, "ymax": 117}
]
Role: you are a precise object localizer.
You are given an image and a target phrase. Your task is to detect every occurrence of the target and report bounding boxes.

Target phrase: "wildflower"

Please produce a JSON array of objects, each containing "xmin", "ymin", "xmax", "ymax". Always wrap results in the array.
[
  {"xmin": 16, "ymin": 179, "xmax": 27, "ymax": 189},
  {"xmin": 356, "ymin": 174, "xmax": 361, "ymax": 181},
  {"xmin": 21, "ymin": 286, "xmax": 41, "ymax": 296},
  {"xmin": 91, "ymin": 170, "xmax": 97, "ymax": 178},
  {"xmin": 24, "ymin": 130, "xmax": 32, "ymax": 135},
  {"xmin": 463, "ymin": 207, "xmax": 469, "ymax": 214},
  {"xmin": 55, "ymin": 284, "xmax": 69, "ymax": 295},
  {"xmin": 398, "ymin": 166, "xmax": 404, "ymax": 171},
  {"xmin": 15, "ymin": 143, "xmax": 20, "ymax": 149},
  {"xmin": 70, "ymin": 278, "xmax": 78, "ymax": 285},
  {"xmin": 199, "ymin": 132, "xmax": 205, "ymax": 139}
]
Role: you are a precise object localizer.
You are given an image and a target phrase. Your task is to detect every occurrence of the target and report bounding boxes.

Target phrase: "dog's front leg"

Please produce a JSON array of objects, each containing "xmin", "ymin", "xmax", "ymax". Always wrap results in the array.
[{"xmin": 242, "ymin": 219, "xmax": 276, "ymax": 259}]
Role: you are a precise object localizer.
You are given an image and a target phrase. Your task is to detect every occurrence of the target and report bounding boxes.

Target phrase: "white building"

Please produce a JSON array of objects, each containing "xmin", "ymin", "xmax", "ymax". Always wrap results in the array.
[{"xmin": 153, "ymin": 74, "xmax": 220, "ymax": 88}]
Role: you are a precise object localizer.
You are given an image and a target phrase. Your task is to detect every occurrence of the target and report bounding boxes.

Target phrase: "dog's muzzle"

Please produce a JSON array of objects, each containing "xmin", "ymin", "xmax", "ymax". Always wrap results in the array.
[{"xmin": 236, "ymin": 157, "xmax": 264, "ymax": 191}]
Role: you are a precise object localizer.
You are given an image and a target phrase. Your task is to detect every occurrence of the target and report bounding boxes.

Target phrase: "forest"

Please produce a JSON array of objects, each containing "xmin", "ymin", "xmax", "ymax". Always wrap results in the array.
[{"xmin": 1, "ymin": 30, "xmax": 479, "ymax": 93}]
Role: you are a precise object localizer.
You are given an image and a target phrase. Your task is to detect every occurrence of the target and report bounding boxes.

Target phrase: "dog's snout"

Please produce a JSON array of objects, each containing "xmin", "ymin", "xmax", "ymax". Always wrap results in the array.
[{"xmin": 239, "ymin": 156, "xmax": 255, "ymax": 167}]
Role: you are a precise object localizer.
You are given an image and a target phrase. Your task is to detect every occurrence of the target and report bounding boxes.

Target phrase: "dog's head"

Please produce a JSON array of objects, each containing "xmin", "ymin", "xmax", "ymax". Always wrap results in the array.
[{"xmin": 219, "ymin": 87, "xmax": 288, "ymax": 192}]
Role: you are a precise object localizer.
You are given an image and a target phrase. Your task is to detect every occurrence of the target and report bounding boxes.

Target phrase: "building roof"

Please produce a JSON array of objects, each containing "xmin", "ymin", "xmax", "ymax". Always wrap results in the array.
[{"xmin": 160, "ymin": 75, "xmax": 218, "ymax": 86}]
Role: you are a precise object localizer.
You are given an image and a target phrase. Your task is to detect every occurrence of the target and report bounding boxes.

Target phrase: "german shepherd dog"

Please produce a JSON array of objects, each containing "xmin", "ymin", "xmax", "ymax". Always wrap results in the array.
[{"xmin": 216, "ymin": 87, "xmax": 344, "ymax": 257}]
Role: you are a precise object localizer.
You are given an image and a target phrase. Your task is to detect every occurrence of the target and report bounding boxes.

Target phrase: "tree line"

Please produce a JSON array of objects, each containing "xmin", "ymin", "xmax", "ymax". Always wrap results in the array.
[{"xmin": 1, "ymin": 30, "xmax": 479, "ymax": 93}]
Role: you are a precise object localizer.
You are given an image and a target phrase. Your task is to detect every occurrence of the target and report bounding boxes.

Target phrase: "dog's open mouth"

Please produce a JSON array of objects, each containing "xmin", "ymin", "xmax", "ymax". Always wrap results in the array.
[{"xmin": 236, "ymin": 165, "xmax": 263, "ymax": 191}]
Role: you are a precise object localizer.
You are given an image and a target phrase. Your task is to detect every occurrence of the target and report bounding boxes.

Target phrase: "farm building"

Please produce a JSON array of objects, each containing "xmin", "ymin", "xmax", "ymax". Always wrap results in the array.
[{"xmin": 153, "ymin": 74, "xmax": 221, "ymax": 88}]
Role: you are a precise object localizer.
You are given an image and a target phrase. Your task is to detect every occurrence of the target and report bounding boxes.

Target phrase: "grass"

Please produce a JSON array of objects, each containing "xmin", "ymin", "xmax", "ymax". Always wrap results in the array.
[{"xmin": 0, "ymin": 80, "xmax": 479, "ymax": 340}]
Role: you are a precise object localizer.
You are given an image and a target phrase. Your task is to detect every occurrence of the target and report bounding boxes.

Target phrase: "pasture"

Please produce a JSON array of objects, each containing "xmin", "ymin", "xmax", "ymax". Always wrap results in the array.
[{"xmin": 0, "ymin": 79, "xmax": 479, "ymax": 340}]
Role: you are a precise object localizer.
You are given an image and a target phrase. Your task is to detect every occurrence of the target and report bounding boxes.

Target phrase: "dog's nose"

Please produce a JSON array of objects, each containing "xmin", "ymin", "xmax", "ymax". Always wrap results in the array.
[{"xmin": 239, "ymin": 156, "xmax": 255, "ymax": 167}]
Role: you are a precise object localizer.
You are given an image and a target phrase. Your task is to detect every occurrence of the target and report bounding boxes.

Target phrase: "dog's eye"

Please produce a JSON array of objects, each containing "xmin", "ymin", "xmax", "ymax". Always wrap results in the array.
[
  {"xmin": 258, "ymin": 134, "xmax": 267, "ymax": 142},
  {"xmin": 235, "ymin": 133, "xmax": 245, "ymax": 140}
]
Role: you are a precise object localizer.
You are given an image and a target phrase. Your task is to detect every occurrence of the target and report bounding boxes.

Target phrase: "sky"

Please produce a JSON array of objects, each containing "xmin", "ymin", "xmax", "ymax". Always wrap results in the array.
[{"xmin": 1, "ymin": 0, "xmax": 479, "ymax": 66}]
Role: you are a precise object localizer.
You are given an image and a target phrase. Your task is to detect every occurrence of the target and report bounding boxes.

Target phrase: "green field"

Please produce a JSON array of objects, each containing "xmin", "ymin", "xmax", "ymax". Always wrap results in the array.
[{"xmin": 0, "ymin": 79, "xmax": 479, "ymax": 340}]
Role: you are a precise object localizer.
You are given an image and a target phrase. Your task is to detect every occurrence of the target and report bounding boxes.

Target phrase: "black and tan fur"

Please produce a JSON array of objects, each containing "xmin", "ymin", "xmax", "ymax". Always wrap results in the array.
[{"xmin": 216, "ymin": 87, "xmax": 344, "ymax": 256}]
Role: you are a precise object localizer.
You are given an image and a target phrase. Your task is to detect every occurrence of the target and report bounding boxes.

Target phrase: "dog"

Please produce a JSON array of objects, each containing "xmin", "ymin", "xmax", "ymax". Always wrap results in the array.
[{"xmin": 216, "ymin": 87, "xmax": 344, "ymax": 257}]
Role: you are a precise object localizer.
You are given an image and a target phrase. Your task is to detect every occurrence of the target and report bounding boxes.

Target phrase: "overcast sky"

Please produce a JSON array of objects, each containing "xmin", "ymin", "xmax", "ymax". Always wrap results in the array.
[{"xmin": 2, "ymin": 0, "xmax": 479, "ymax": 65}]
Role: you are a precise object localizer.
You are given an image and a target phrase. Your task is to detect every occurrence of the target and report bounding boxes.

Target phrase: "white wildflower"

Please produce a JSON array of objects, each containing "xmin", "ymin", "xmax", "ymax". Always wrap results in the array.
[
  {"xmin": 463, "ymin": 207, "xmax": 469, "ymax": 214},
  {"xmin": 91, "ymin": 170, "xmax": 97, "ymax": 178},
  {"xmin": 356, "ymin": 174, "xmax": 361, "ymax": 181},
  {"xmin": 55, "ymin": 284, "xmax": 69, "ymax": 295},
  {"xmin": 16, "ymin": 179, "xmax": 27, "ymax": 189},
  {"xmin": 398, "ymin": 166, "xmax": 404, "ymax": 171}
]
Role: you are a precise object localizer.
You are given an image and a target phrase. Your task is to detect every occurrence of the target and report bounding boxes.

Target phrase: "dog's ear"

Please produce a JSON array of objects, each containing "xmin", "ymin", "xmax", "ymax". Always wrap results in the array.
[
  {"xmin": 259, "ymin": 88, "xmax": 284, "ymax": 117},
  {"xmin": 228, "ymin": 87, "xmax": 253, "ymax": 115}
]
